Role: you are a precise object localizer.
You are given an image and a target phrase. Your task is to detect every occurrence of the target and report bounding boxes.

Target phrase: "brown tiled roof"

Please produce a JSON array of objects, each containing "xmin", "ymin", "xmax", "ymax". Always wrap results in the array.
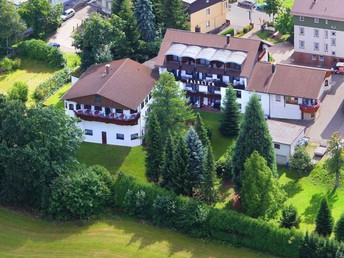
[
  {"xmin": 267, "ymin": 120, "xmax": 305, "ymax": 145},
  {"xmin": 62, "ymin": 59, "xmax": 157, "ymax": 110},
  {"xmin": 291, "ymin": 0, "xmax": 344, "ymax": 21},
  {"xmin": 247, "ymin": 62, "xmax": 331, "ymax": 99},
  {"xmin": 155, "ymin": 29, "xmax": 263, "ymax": 78}
]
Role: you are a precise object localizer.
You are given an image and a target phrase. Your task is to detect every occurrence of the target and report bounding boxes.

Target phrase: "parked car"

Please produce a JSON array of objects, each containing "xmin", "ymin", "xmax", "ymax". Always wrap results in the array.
[
  {"xmin": 238, "ymin": 0, "xmax": 256, "ymax": 9},
  {"xmin": 48, "ymin": 42, "xmax": 60, "ymax": 48},
  {"xmin": 334, "ymin": 62, "xmax": 344, "ymax": 75},
  {"xmin": 61, "ymin": 8, "xmax": 75, "ymax": 21},
  {"xmin": 257, "ymin": 2, "xmax": 267, "ymax": 10}
]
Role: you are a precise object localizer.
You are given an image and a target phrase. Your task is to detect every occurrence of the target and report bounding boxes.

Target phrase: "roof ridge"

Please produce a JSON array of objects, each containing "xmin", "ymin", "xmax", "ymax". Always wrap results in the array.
[
  {"xmin": 276, "ymin": 63, "xmax": 332, "ymax": 72},
  {"xmin": 97, "ymin": 58, "xmax": 129, "ymax": 95}
]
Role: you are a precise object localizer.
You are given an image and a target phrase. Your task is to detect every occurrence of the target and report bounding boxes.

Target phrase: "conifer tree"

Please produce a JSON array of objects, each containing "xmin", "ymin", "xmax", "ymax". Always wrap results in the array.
[
  {"xmin": 280, "ymin": 205, "xmax": 301, "ymax": 229},
  {"xmin": 116, "ymin": 0, "xmax": 141, "ymax": 60},
  {"xmin": 186, "ymin": 128, "xmax": 205, "ymax": 196},
  {"xmin": 160, "ymin": 0, "xmax": 189, "ymax": 31},
  {"xmin": 134, "ymin": 0, "xmax": 156, "ymax": 41},
  {"xmin": 145, "ymin": 112, "xmax": 163, "ymax": 182},
  {"xmin": 112, "ymin": 0, "xmax": 125, "ymax": 14},
  {"xmin": 173, "ymin": 135, "xmax": 191, "ymax": 196},
  {"xmin": 160, "ymin": 131, "xmax": 176, "ymax": 190},
  {"xmin": 219, "ymin": 86, "xmax": 241, "ymax": 137},
  {"xmin": 315, "ymin": 198, "xmax": 334, "ymax": 237},
  {"xmin": 241, "ymin": 151, "xmax": 285, "ymax": 219},
  {"xmin": 201, "ymin": 145, "xmax": 216, "ymax": 204},
  {"xmin": 194, "ymin": 112, "xmax": 210, "ymax": 147},
  {"xmin": 232, "ymin": 94, "xmax": 277, "ymax": 192},
  {"xmin": 335, "ymin": 214, "xmax": 344, "ymax": 242}
]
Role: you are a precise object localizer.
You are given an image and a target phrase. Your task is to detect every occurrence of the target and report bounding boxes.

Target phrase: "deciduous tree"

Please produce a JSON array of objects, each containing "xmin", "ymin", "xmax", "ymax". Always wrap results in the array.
[
  {"xmin": 289, "ymin": 147, "xmax": 312, "ymax": 178},
  {"xmin": 315, "ymin": 198, "xmax": 334, "ymax": 237},
  {"xmin": 275, "ymin": 8, "xmax": 294, "ymax": 37},
  {"xmin": 325, "ymin": 132, "xmax": 344, "ymax": 188},
  {"xmin": 265, "ymin": 0, "xmax": 282, "ymax": 22},
  {"xmin": 7, "ymin": 82, "xmax": 28, "ymax": 103},
  {"xmin": 149, "ymin": 72, "xmax": 194, "ymax": 139},
  {"xmin": 219, "ymin": 85, "xmax": 241, "ymax": 137},
  {"xmin": 241, "ymin": 151, "xmax": 285, "ymax": 219},
  {"xmin": 232, "ymin": 94, "xmax": 277, "ymax": 192}
]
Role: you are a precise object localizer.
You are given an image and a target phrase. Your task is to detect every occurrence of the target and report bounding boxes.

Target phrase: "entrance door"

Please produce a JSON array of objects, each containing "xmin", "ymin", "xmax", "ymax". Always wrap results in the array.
[{"xmin": 102, "ymin": 131, "xmax": 107, "ymax": 144}]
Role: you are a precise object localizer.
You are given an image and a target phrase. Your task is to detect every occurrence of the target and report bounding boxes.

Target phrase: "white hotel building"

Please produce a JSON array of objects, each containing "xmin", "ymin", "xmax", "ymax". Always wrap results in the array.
[
  {"xmin": 62, "ymin": 58, "xmax": 157, "ymax": 147},
  {"xmin": 292, "ymin": 0, "xmax": 344, "ymax": 67}
]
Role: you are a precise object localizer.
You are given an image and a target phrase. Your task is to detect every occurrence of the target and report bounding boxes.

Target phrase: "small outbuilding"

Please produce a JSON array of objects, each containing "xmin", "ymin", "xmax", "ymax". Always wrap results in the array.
[{"xmin": 267, "ymin": 120, "xmax": 306, "ymax": 164}]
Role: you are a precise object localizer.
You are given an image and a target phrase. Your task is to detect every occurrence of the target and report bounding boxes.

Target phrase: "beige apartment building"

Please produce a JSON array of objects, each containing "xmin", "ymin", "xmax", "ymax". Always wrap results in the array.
[{"xmin": 183, "ymin": 0, "xmax": 228, "ymax": 33}]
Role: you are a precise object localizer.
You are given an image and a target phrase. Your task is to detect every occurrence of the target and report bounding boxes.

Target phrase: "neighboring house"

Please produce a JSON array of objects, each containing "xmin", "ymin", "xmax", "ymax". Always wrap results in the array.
[
  {"xmin": 183, "ymin": 0, "xmax": 228, "ymax": 33},
  {"xmin": 155, "ymin": 29, "xmax": 270, "ymax": 112},
  {"xmin": 247, "ymin": 62, "xmax": 332, "ymax": 120},
  {"xmin": 62, "ymin": 58, "xmax": 157, "ymax": 147},
  {"xmin": 267, "ymin": 120, "xmax": 306, "ymax": 164},
  {"xmin": 291, "ymin": 0, "xmax": 344, "ymax": 67},
  {"xmin": 95, "ymin": 0, "xmax": 111, "ymax": 15}
]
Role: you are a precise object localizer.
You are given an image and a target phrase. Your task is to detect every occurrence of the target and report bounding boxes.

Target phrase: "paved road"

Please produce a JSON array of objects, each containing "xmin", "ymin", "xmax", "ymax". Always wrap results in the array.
[
  {"xmin": 305, "ymin": 75, "xmax": 344, "ymax": 142},
  {"xmin": 226, "ymin": 3, "xmax": 271, "ymax": 31},
  {"xmin": 48, "ymin": 5, "xmax": 95, "ymax": 53}
]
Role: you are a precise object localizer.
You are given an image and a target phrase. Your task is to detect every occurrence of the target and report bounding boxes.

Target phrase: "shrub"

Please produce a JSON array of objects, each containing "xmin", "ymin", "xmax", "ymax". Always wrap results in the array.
[
  {"xmin": 153, "ymin": 195, "xmax": 178, "ymax": 227},
  {"xmin": 46, "ymin": 165, "xmax": 112, "ymax": 220},
  {"xmin": 7, "ymin": 82, "xmax": 29, "ymax": 103},
  {"xmin": 280, "ymin": 205, "xmax": 301, "ymax": 229},
  {"xmin": 124, "ymin": 189, "xmax": 150, "ymax": 219},
  {"xmin": 215, "ymin": 154, "xmax": 233, "ymax": 181},
  {"xmin": 32, "ymin": 68, "xmax": 70, "ymax": 102},
  {"xmin": 17, "ymin": 39, "xmax": 66, "ymax": 68},
  {"xmin": 289, "ymin": 147, "xmax": 312, "ymax": 178},
  {"xmin": 0, "ymin": 57, "xmax": 21, "ymax": 73},
  {"xmin": 220, "ymin": 28, "xmax": 235, "ymax": 36}
]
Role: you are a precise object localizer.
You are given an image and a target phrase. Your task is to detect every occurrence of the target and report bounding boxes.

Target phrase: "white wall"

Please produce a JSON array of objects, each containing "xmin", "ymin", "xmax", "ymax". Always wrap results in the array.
[
  {"xmin": 241, "ymin": 91, "xmax": 270, "ymax": 115},
  {"xmin": 295, "ymin": 25, "xmax": 344, "ymax": 58},
  {"xmin": 273, "ymin": 143, "xmax": 291, "ymax": 164},
  {"xmin": 270, "ymin": 95, "xmax": 302, "ymax": 120}
]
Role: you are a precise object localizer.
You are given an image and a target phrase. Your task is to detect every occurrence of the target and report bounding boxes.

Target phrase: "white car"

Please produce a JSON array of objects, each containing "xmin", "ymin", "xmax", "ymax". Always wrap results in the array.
[
  {"xmin": 61, "ymin": 8, "xmax": 75, "ymax": 21},
  {"xmin": 87, "ymin": 0, "xmax": 96, "ymax": 4}
]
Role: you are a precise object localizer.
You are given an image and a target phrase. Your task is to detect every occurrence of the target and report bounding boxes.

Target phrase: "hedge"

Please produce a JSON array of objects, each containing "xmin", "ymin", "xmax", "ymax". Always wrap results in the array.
[
  {"xmin": 113, "ymin": 173, "xmax": 303, "ymax": 257},
  {"xmin": 0, "ymin": 57, "xmax": 21, "ymax": 73},
  {"xmin": 32, "ymin": 68, "xmax": 70, "ymax": 102},
  {"xmin": 220, "ymin": 28, "xmax": 235, "ymax": 36},
  {"xmin": 17, "ymin": 39, "xmax": 66, "ymax": 68}
]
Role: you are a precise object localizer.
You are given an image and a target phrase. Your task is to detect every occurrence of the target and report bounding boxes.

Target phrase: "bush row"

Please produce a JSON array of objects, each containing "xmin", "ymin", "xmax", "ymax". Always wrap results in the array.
[
  {"xmin": 32, "ymin": 68, "xmax": 70, "ymax": 102},
  {"xmin": 220, "ymin": 28, "xmax": 235, "ymax": 36},
  {"xmin": 17, "ymin": 39, "xmax": 66, "ymax": 68},
  {"xmin": 113, "ymin": 173, "xmax": 303, "ymax": 257},
  {"xmin": 0, "ymin": 57, "xmax": 21, "ymax": 73}
]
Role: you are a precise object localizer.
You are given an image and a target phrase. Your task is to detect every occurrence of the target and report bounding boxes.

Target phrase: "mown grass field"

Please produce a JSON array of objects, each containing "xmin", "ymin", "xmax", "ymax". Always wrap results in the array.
[
  {"xmin": 0, "ymin": 208, "xmax": 269, "ymax": 258},
  {"xmin": 256, "ymin": 31, "xmax": 290, "ymax": 44},
  {"xmin": 44, "ymin": 82, "xmax": 71, "ymax": 108},
  {"xmin": 256, "ymin": 0, "xmax": 294, "ymax": 9}
]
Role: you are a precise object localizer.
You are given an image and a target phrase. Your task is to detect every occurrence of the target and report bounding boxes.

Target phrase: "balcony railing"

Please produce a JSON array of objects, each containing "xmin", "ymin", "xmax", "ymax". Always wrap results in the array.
[
  {"xmin": 185, "ymin": 90, "xmax": 221, "ymax": 99},
  {"xmin": 74, "ymin": 109, "xmax": 140, "ymax": 126},
  {"xmin": 299, "ymin": 100, "xmax": 321, "ymax": 114}
]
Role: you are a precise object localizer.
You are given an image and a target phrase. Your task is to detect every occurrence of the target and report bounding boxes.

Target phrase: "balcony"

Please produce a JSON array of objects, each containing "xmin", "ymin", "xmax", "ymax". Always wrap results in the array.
[
  {"xmin": 185, "ymin": 89, "xmax": 221, "ymax": 99},
  {"xmin": 74, "ymin": 109, "xmax": 140, "ymax": 126},
  {"xmin": 299, "ymin": 100, "xmax": 321, "ymax": 114}
]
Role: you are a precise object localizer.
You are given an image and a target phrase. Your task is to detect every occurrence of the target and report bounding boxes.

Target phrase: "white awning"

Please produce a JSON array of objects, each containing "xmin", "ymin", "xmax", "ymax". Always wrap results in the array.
[
  {"xmin": 165, "ymin": 44, "xmax": 187, "ymax": 57},
  {"xmin": 181, "ymin": 46, "xmax": 202, "ymax": 59},
  {"xmin": 210, "ymin": 49, "xmax": 232, "ymax": 63},
  {"xmin": 195, "ymin": 48, "xmax": 217, "ymax": 60},
  {"xmin": 226, "ymin": 51, "xmax": 247, "ymax": 65}
]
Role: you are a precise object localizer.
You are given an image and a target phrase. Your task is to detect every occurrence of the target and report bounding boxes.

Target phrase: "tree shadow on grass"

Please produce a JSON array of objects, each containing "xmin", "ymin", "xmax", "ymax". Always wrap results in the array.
[
  {"xmin": 302, "ymin": 190, "xmax": 338, "ymax": 224},
  {"xmin": 282, "ymin": 180, "xmax": 303, "ymax": 198}
]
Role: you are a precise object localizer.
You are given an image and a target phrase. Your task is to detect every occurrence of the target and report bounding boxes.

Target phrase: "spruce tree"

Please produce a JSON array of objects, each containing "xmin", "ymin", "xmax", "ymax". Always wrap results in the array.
[
  {"xmin": 232, "ymin": 93, "xmax": 277, "ymax": 192},
  {"xmin": 186, "ymin": 128, "xmax": 205, "ymax": 196},
  {"xmin": 194, "ymin": 112, "xmax": 210, "ymax": 147},
  {"xmin": 335, "ymin": 214, "xmax": 344, "ymax": 242},
  {"xmin": 241, "ymin": 151, "xmax": 285, "ymax": 219},
  {"xmin": 315, "ymin": 198, "xmax": 334, "ymax": 237},
  {"xmin": 160, "ymin": 131, "xmax": 176, "ymax": 190},
  {"xmin": 134, "ymin": 0, "xmax": 156, "ymax": 41},
  {"xmin": 173, "ymin": 135, "xmax": 191, "ymax": 196},
  {"xmin": 201, "ymin": 145, "xmax": 216, "ymax": 204},
  {"xmin": 219, "ymin": 86, "xmax": 241, "ymax": 137},
  {"xmin": 160, "ymin": 0, "xmax": 189, "ymax": 31},
  {"xmin": 116, "ymin": 0, "xmax": 141, "ymax": 61},
  {"xmin": 145, "ymin": 112, "xmax": 163, "ymax": 182}
]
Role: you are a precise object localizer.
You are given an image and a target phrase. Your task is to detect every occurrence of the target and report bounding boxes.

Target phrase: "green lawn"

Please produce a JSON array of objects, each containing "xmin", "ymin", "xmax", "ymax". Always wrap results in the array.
[
  {"xmin": 199, "ymin": 111, "xmax": 235, "ymax": 159},
  {"xmin": 44, "ymin": 82, "xmax": 71, "ymax": 108},
  {"xmin": 0, "ymin": 59, "xmax": 58, "ymax": 101},
  {"xmin": 256, "ymin": 31, "xmax": 290, "ymax": 44},
  {"xmin": 0, "ymin": 208, "xmax": 269, "ymax": 258},
  {"xmin": 64, "ymin": 53, "xmax": 81, "ymax": 68},
  {"xmin": 256, "ymin": 0, "xmax": 294, "ymax": 8}
]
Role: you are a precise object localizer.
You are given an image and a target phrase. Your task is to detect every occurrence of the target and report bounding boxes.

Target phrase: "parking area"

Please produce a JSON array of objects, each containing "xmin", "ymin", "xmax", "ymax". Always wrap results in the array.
[{"xmin": 47, "ymin": 5, "xmax": 96, "ymax": 53}]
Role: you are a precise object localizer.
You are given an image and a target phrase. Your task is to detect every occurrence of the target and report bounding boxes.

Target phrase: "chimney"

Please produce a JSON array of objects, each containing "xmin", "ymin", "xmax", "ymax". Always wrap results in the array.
[
  {"xmin": 226, "ymin": 34, "xmax": 231, "ymax": 45},
  {"xmin": 272, "ymin": 63, "xmax": 276, "ymax": 74},
  {"xmin": 105, "ymin": 64, "xmax": 110, "ymax": 75}
]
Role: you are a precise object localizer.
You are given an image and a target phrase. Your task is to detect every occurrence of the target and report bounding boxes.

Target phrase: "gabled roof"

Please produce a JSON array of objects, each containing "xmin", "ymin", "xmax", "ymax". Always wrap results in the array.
[
  {"xmin": 156, "ymin": 29, "xmax": 264, "ymax": 78},
  {"xmin": 62, "ymin": 59, "xmax": 158, "ymax": 110},
  {"xmin": 247, "ymin": 62, "xmax": 331, "ymax": 99},
  {"xmin": 291, "ymin": 0, "xmax": 344, "ymax": 21}
]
